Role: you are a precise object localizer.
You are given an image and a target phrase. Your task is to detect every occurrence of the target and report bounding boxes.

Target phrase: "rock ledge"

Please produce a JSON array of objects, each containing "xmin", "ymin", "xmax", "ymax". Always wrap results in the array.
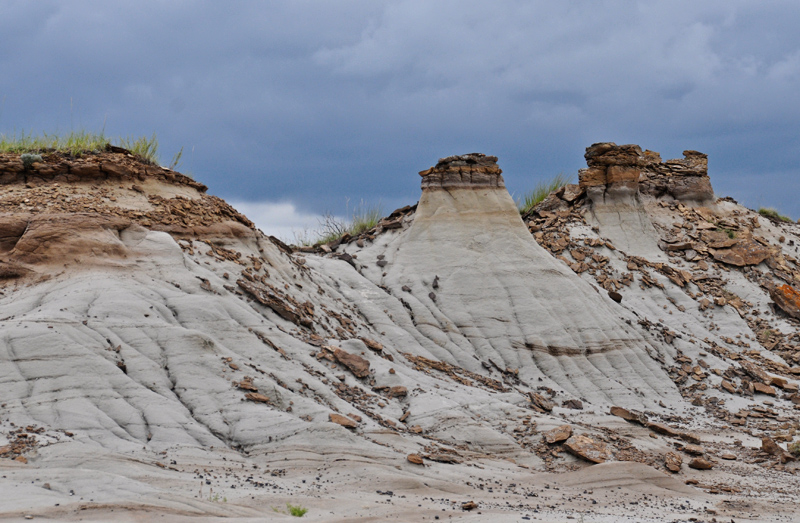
[{"xmin": 418, "ymin": 153, "xmax": 504, "ymax": 190}]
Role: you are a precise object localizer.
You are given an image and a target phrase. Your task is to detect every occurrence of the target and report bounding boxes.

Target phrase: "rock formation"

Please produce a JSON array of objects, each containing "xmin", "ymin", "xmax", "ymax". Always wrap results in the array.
[
  {"xmin": 418, "ymin": 153, "xmax": 504, "ymax": 189},
  {"xmin": 579, "ymin": 142, "xmax": 714, "ymax": 204},
  {"xmin": 0, "ymin": 144, "xmax": 798, "ymax": 521}
]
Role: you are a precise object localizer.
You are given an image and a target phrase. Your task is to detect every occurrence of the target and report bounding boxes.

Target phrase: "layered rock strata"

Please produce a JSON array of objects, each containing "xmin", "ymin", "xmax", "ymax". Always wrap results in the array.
[
  {"xmin": 579, "ymin": 142, "xmax": 713, "ymax": 204},
  {"xmin": 418, "ymin": 153, "xmax": 504, "ymax": 189}
]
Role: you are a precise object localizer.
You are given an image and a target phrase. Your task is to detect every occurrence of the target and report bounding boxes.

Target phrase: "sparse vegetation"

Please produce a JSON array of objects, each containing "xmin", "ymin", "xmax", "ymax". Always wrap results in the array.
[
  {"xmin": 789, "ymin": 440, "xmax": 800, "ymax": 458},
  {"xmin": 287, "ymin": 503, "xmax": 309, "ymax": 517},
  {"xmin": 758, "ymin": 207, "xmax": 792, "ymax": 223},
  {"xmin": 293, "ymin": 199, "xmax": 383, "ymax": 247},
  {"xmin": 517, "ymin": 172, "xmax": 573, "ymax": 215},
  {"xmin": 119, "ymin": 132, "xmax": 160, "ymax": 164},
  {"xmin": 716, "ymin": 227, "xmax": 736, "ymax": 239},
  {"xmin": 272, "ymin": 503, "xmax": 308, "ymax": 517},
  {"xmin": 208, "ymin": 492, "xmax": 227, "ymax": 503},
  {"xmin": 0, "ymin": 130, "xmax": 173, "ymax": 166},
  {"xmin": 20, "ymin": 153, "xmax": 42, "ymax": 169}
]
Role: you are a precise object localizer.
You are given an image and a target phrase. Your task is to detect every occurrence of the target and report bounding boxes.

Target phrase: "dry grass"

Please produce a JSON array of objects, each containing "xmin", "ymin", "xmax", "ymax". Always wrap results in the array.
[{"xmin": 517, "ymin": 172, "xmax": 573, "ymax": 215}]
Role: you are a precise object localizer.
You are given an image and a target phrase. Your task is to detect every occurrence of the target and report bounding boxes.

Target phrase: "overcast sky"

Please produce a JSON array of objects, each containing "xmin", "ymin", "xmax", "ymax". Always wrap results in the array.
[{"xmin": 2, "ymin": 1, "xmax": 799, "ymax": 238}]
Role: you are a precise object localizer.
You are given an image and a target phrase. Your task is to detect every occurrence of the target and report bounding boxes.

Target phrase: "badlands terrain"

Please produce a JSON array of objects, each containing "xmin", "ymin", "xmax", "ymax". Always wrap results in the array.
[{"xmin": 0, "ymin": 143, "xmax": 799, "ymax": 522}]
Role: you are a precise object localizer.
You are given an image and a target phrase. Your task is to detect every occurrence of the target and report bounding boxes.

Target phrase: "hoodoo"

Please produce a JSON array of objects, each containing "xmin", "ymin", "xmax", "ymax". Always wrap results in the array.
[{"xmin": 360, "ymin": 153, "xmax": 678, "ymax": 408}]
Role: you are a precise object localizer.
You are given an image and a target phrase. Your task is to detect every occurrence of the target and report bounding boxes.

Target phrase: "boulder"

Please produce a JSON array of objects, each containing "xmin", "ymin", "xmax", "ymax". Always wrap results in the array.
[
  {"xmin": 711, "ymin": 239, "xmax": 770, "ymax": 266},
  {"xmin": 769, "ymin": 284, "xmax": 800, "ymax": 320},
  {"xmin": 544, "ymin": 425, "xmax": 572, "ymax": 444},
  {"xmin": 665, "ymin": 452, "xmax": 682, "ymax": 473},
  {"xmin": 752, "ymin": 382, "xmax": 777, "ymax": 396},
  {"xmin": 762, "ymin": 436, "xmax": 795, "ymax": 463},
  {"xmin": 334, "ymin": 348, "xmax": 370, "ymax": 378},
  {"xmin": 329, "ymin": 413, "xmax": 358, "ymax": 429},
  {"xmin": 406, "ymin": 454, "xmax": 424, "ymax": 465},
  {"xmin": 387, "ymin": 386, "xmax": 408, "ymax": 398},
  {"xmin": 563, "ymin": 435, "xmax": 612, "ymax": 464},
  {"xmin": 688, "ymin": 457, "xmax": 714, "ymax": 470}
]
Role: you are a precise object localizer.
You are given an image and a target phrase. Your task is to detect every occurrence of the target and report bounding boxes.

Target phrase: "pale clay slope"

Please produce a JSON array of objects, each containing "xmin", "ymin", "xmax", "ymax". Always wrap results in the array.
[{"xmin": 0, "ymin": 152, "xmax": 798, "ymax": 521}]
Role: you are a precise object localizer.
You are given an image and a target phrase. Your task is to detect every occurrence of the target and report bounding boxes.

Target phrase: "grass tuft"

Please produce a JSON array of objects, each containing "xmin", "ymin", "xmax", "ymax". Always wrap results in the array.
[
  {"xmin": 300, "ymin": 199, "xmax": 383, "ymax": 247},
  {"xmin": 286, "ymin": 503, "xmax": 309, "ymax": 517},
  {"xmin": 517, "ymin": 172, "xmax": 574, "ymax": 215},
  {"xmin": 0, "ymin": 130, "xmax": 171, "ymax": 166},
  {"xmin": 0, "ymin": 130, "xmax": 109, "ymax": 157},
  {"xmin": 119, "ymin": 132, "xmax": 160, "ymax": 164},
  {"xmin": 758, "ymin": 207, "xmax": 792, "ymax": 223}
]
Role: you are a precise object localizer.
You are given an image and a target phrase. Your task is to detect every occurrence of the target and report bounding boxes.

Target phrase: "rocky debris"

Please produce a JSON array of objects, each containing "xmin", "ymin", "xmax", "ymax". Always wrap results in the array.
[
  {"xmin": 404, "ymin": 353, "xmax": 506, "ymax": 392},
  {"xmin": 563, "ymin": 435, "xmax": 612, "ymax": 464},
  {"xmin": 244, "ymin": 392, "xmax": 271, "ymax": 404},
  {"xmin": 645, "ymin": 422, "xmax": 701, "ymax": 444},
  {"xmin": 329, "ymin": 413, "xmax": 358, "ymax": 429},
  {"xmin": 529, "ymin": 392, "xmax": 556, "ymax": 412},
  {"xmin": 665, "ymin": 452, "xmax": 682, "ymax": 473},
  {"xmin": 0, "ymin": 426, "xmax": 43, "ymax": 462},
  {"xmin": 235, "ymin": 377, "xmax": 259, "ymax": 392},
  {"xmin": 610, "ymin": 407, "xmax": 701, "ymax": 445},
  {"xmin": 333, "ymin": 348, "xmax": 371, "ymax": 378},
  {"xmin": 237, "ymin": 279, "xmax": 314, "ymax": 328},
  {"xmin": 544, "ymin": 425, "xmax": 572, "ymax": 444},
  {"xmin": 418, "ymin": 153, "xmax": 504, "ymax": 190}
]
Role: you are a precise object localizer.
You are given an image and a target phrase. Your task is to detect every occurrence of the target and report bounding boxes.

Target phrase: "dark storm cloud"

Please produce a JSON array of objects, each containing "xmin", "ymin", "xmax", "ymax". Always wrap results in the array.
[{"xmin": 1, "ymin": 0, "xmax": 799, "ymax": 231}]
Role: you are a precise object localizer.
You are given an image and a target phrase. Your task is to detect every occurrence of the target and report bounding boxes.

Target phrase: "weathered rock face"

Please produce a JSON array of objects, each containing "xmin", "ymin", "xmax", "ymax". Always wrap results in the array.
[
  {"xmin": 640, "ymin": 150, "xmax": 713, "ymax": 202},
  {"xmin": 579, "ymin": 142, "xmax": 713, "ymax": 204},
  {"xmin": 418, "ymin": 153, "xmax": 504, "ymax": 190},
  {"xmin": 1, "ymin": 146, "xmax": 799, "ymax": 521}
]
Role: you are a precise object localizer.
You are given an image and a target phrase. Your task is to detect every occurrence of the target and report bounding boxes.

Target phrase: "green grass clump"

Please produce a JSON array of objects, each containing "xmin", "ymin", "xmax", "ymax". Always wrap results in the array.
[
  {"xmin": 286, "ymin": 503, "xmax": 309, "ymax": 517},
  {"xmin": 758, "ymin": 207, "xmax": 792, "ymax": 223},
  {"xmin": 789, "ymin": 440, "xmax": 800, "ymax": 457},
  {"xmin": 0, "ymin": 130, "xmax": 111, "ymax": 157},
  {"xmin": 517, "ymin": 172, "xmax": 574, "ymax": 215},
  {"xmin": 0, "ymin": 130, "xmax": 167, "ymax": 166},
  {"xmin": 119, "ymin": 132, "xmax": 160, "ymax": 164},
  {"xmin": 312, "ymin": 200, "xmax": 383, "ymax": 246}
]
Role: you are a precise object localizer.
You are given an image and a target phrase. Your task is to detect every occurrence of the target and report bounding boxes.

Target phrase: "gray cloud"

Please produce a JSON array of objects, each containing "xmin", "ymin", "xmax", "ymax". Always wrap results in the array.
[{"xmin": 1, "ymin": 0, "xmax": 799, "ymax": 219}]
